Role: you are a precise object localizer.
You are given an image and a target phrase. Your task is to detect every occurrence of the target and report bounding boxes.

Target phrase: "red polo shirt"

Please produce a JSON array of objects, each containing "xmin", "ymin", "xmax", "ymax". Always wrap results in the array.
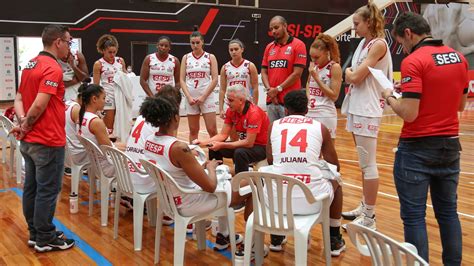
[
  {"xmin": 224, "ymin": 101, "xmax": 269, "ymax": 146},
  {"xmin": 262, "ymin": 36, "xmax": 307, "ymax": 104},
  {"xmin": 19, "ymin": 52, "xmax": 66, "ymax": 146},
  {"xmin": 400, "ymin": 40, "xmax": 469, "ymax": 139}
]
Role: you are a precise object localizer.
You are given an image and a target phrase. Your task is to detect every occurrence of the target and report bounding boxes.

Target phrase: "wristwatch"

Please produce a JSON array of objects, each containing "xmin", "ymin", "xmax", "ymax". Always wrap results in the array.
[{"xmin": 276, "ymin": 85, "xmax": 283, "ymax": 92}]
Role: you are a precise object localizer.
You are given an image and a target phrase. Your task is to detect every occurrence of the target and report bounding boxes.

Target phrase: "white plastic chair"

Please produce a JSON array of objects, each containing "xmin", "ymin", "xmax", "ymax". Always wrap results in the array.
[
  {"xmin": 346, "ymin": 223, "xmax": 429, "ymax": 266},
  {"xmin": 0, "ymin": 115, "xmax": 22, "ymax": 184},
  {"xmin": 76, "ymin": 134, "xmax": 115, "ymax": 225},
  {"xmin": 140, "ymin": 159, "xmax": 237, "ymax": 265},
  {"xmin": 66, "ymin": 135, "xmax": 90, "ymax": 196},
  {"xmin": 101, "ymin": 145, "xmax": 157, "ymax": 251},
  {"xmin": 231, "ymin": 171, "xmax": 332, "ymax": 266},
  {"xmin": 0, "ymin": 115, "xmax": 8, "ymax": 164}
]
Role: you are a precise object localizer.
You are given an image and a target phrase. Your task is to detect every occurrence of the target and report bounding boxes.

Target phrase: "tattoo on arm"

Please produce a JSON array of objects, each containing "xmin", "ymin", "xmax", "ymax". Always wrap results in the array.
[{"xmin": 182, "ymin": 147, "xmax": 191, "ymax": 153}]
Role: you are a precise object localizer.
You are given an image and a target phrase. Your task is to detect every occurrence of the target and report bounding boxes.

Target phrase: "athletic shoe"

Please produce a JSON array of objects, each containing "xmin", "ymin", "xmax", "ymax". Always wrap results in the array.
[
  {"xmin": 235, "ymin": 243, "xmax": 269, "ymax": 262},
  {"xmin": 341, "ymin": 201, "xmax": 364, "ymax": 221},
  {"xmin": 28, "ymin": 231, "xmax": 64, "ymax": 247},
  {"xmin": 330, "ymin": 234, "xmax": 346, "ymax": 256},
  {"xmin": 232, "ymin": 202, "xmax": 245, "ymax": 213},
  {"xmin": 214, "ymin": 233, "xmax": 244, "ymax": 251},
  {"xmin": 342, "ymin": 213, "xmax": 376, "ymax": 231},
  {"xmin": 162, "ymin": 215, "xmax": 174, "ymax": 225},
  {"xmin": 269, "ymin": 235, "xmax": 287, "ymax": 252},
  {"xmin": 64, "ymin": 168, "xmax": 72, "ymax": 176},
  {"xmin": 34, "ymin": 238, "xmax": 75, "ymax": 252}
]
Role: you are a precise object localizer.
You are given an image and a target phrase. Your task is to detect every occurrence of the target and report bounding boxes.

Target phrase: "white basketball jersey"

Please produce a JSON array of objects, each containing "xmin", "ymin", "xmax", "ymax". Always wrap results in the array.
[
  {"xmin": 143, "ymin": 134, "xmax": 201, "ymax": 208},
  {"xmin": 125, "ymin": 115, "xmax": 158, "ymax": 185},
  {"xmin": 78, "ymin": 112, "xmax": 101, "ymax": 146},
  {"xmin": 224, "ymin": 59, "xmax": 251, "ymax": 91},
  {"xmin": 185, "ymin": 52, "xmax": 212, "ymax": 98},
  {"xmin": 348, "ymin": 38, "xmax": 393, "ymax": 117},
  {"xmin": 148, "ymin": 53, "xmax": 176, "ymax": 94},
  {"xmin": 59, "ymin": 51, "xmax": 78, "ymax": 81},
  {"xmin": 65, "ymin": 100, "xmax": 82, "ymax": 154},
  {"xmin": 99, "ymin": 57, "xmax": 123, "ymax": 92},
  {"xmin": 271, "ymin": 115, "xmax": 324, "ymax": 198},
  {"xmin": 307, "ymin": 61, "xmax": 337, "ymax": 118}
]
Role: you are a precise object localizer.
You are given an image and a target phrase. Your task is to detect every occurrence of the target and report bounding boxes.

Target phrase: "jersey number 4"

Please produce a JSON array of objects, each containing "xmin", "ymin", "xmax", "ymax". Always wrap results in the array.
[
  {"xmin": 131, "ymin": 120, "xmax": 145, "ymax": 143},
  {"xmin": 280, "ymin": 129, "xmax": 308, "ymax": 153}
]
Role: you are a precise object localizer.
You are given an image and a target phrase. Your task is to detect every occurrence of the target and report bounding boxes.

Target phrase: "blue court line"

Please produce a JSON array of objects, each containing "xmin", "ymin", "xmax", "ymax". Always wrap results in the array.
[
  {"xmin": 80, "ymin": 199, "xmax": 101, "ymax": 206},
  {"xmin": 81, "ymin": 175, "xmax": 89, "ymax": 182},
  {"xmin": 8, "ymin": 187, "xmax": 112, "ymax": 266}
]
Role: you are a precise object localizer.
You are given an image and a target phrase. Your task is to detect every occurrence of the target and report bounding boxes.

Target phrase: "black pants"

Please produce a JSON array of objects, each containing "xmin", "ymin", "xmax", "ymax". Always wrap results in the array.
[{"xmin": 209, "ymin": 145, "xmax": 266, "ymax": 174}]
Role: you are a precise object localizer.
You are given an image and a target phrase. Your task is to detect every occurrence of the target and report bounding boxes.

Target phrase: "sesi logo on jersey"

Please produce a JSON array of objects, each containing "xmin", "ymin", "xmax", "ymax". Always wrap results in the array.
[
  {"xmin": 269, "ymin": 59, "xmax": 288, "ymax": 69},
  {"xmin": 432, "ymin": 52, "xmax": 462, "ymax": 66}
]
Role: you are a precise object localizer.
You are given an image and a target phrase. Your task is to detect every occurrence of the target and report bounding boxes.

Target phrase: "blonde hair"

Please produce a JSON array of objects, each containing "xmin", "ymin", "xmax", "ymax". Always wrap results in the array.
[
  {"xmin": 311, "ymin": 34, "xmax": 341, "ymax": 64},
  {"xmin": 355, "ymin": 2, "xmax": 386, "ymax": 38},
  {"xmin": 96, "ymin": 34, "xmax": 119, "ymax": 54}
]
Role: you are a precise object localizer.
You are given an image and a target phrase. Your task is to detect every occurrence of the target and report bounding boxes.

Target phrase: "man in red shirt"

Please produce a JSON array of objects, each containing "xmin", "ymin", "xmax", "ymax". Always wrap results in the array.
[
  {"xmin": 194, "ymin": 84, "xmax": 269, "ymax": 175},
  {"xmin": 382, "ymin": 12, "xmax": 468, "ymax": 265},
  {"xmin": 262, "ymin": 16, "xmax": 307, "ymax": 122},
  {"xmin": 11, "ymin": 25, "xmax": 75, "ymax": 252}
]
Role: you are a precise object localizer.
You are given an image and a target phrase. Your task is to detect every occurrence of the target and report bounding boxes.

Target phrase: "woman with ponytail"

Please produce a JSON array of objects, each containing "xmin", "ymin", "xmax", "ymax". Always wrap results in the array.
[
  {"xmin": 92, "ymin": 34, "xmax": 127, "ymax": 135},
  {"xmin": 342, "ymin": 2, "xmax": 393, "ymax": 230},
  {"xmin": 78, "ymin": 83, "xmax": 124, "ymax": 177},
  {"xmin": 306, "ymin": 34, "xmax": 342, "ymax": 143},
  {"xmin": 180, "ymin": 26, "xmax": 219, "ymax": 142}
]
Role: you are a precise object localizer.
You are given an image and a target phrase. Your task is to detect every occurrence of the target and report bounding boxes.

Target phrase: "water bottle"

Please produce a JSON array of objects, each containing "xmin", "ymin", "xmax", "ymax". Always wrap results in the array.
[
  {"xmin": 110, "ymin": 188, "xmax": 117, "ymax": 208},
  {"xmin": 69, "ymin": 193, "xmax": 79, "ymax": 214}
]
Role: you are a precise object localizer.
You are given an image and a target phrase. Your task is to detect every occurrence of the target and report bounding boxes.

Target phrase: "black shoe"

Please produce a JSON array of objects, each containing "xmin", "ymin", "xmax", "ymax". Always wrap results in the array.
[
  {"xmin": 232, "ymin": 202, "xmax": 245, "ymax": 213},
  {"xmin": 64, "ymin": 167, "xmax": 72, "ymax": 176},
  {"xmin": 34, "ymin": 238, "xmax": 75, "ymax": 252},
  {"xmin": 235, "ymin": 243, "xmax": 269, "ymax": 262},
  {"xmin": 214, "ymin": 233, "xmax": 243, "ymax": 251},
  {"xmin": 330, "ymin": 234, "xmax": 346, "ymax": 257},
  {"xmin": 269, "ymin": 234, "xmax": 287, "ymax": 252},
  {"xmin": 28, "ymin": 231, "xmax": 65, "ymax": 247}
]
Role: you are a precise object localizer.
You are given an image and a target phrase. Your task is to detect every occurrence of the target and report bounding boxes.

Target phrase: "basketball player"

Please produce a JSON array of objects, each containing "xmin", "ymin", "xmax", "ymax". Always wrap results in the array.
[
  {"xmin": 59, "ymin": 47, "xmax": 88, "ymax": 101},
  {"xmin": 139, "ymin": 36, "xmax": 180, "ymax": 97}
]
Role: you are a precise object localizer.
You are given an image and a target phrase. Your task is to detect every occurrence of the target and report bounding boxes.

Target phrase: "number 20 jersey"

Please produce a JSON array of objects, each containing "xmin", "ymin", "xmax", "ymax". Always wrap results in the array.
[{"xmin": 271, "ymin": 115, "xmax": 324, "ymax": 187}]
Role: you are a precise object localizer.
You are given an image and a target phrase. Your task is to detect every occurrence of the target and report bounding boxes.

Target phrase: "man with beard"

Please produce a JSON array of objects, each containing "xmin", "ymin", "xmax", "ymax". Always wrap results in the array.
[{"xmin": 261, "ymin": 16, "xmax": 307, "ymax": 122}]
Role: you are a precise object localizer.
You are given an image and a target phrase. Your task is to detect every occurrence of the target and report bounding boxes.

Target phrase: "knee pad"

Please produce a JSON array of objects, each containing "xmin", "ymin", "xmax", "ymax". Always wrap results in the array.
[{"xmin": 356, "ymin": 146, "xmax": 378, "ymax": 180}]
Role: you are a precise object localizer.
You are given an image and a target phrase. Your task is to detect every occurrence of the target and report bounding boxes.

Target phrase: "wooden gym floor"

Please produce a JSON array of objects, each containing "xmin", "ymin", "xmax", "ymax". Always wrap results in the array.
[{"xmin": 0, "ymin": 100, "xmax": 473, "ymax": 265}]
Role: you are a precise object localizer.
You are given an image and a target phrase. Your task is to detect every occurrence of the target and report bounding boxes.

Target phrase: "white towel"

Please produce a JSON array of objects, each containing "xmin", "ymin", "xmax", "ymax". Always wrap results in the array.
[{"xmin": 113, "ymin": 71, "xmax": 133, "ymax": 142}]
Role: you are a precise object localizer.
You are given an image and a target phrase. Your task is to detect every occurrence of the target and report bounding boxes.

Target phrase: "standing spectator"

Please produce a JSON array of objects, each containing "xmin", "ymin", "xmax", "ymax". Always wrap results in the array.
[
  {"xmin": 58, "ymin": 48, "xmax": 88, "ymax": 101},
  {"xmin": 139, "ymin": 36, "xmax": 180, "ymax": 97},
  {"xmin": 306, "ymin": 34, "xmax": 342, "ymax": 144},
  {"xmin": 180, "ymin": 27, "xmax": 219, "ymax": 142},
  {"xmin": 342, "ymin": 3, "xmax": 392, "ymax": 230},
  {"xmin": 261, "ymin": 16, "xmax": 307, "ymax": 122},
  {"xmin": 92, "ymin": 34, "xmax": 127, "ymax": 134},
  {"xmin": 219, "ymin": 39, "xmax": 259, "ymax": 118},
  {"xmin": 193, "ymin": 84, "xmax": 269, "ymax": 176},
  {"xmin": 11, "ymin": 24, "xmax": 75, "ymax": 252},
  {"xmin": 382, "ymin": 12, "xmax": 468, "ymax": 264}
]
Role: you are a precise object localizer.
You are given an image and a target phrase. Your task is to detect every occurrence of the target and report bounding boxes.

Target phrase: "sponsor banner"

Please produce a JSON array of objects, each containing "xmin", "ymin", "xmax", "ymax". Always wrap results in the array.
[{"xmin": 0, "ymin": 37, "xmax": 16, "ymax": 101}]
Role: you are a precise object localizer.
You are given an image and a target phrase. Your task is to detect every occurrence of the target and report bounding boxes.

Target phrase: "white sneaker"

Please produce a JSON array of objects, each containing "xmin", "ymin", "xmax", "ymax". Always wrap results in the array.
[
  {"xmin": 341, "ymin": 201, "xmax": 364, "ymax": 221},
  {"xmin": 343, "ymin": 213, "xmax": 376, "ymax": 231}
]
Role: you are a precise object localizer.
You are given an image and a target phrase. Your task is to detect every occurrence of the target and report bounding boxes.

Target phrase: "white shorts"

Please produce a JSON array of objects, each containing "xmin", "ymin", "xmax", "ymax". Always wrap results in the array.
[
  {"xmin": 178, "ymin": 179, "xmax": 232, "ymax": 217},
  {"xmin": 345, "ymin": 114, "xmax": 381, "ymax": 138},
  {"xmin": 104, "ymin": 87, "xmax": 116, "ymax": 110},
  {"xmin": 185, "ymin": 93, "xmax": 217, "ymax": 115},
  {"xmin": 307, "ymin": 115, "xmax": 337, "ymax": 139}
]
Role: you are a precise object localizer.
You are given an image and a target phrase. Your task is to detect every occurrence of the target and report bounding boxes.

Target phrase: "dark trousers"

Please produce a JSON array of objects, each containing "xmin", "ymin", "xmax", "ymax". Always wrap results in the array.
[
  {"xmin": 209, "ymin": 145, "xmax": 266, "ymax": 174},
  {"xmin": 394, "ymin": 137, "xmax": 462, "ymax": 265},
  {"xmin": 20, "ymin": 141, "xmax": 65, "ymax": 246}
]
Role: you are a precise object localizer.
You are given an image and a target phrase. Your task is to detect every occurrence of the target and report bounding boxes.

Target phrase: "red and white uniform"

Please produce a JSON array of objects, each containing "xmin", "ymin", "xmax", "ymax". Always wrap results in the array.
[
  {"xmin": 184, "ymin": 52, "xmax": 216, "ymax": 114},
  {"xmin": 65, "ymin": 100, "xmax": 87, "ymax": 164},
  {"xmin": 147, "ymin": 53, "xmax": 176, "ymax": 94},
  {"xmin": 268, "ymin": 115, "xmax": 333, "ymax": 214},
  {"xmin": 99, "ymin": 57, "xmax": 123, "ymax": 110},
  {"xmin": 223, "ymin": 59, "xmax": 251, "ymax": 91},
  {"xmin": 125, "ymin": 115, "xmax": 157, "ymax": 186},
  {"xmin": 143, "ymin": 134, "xmax": 231, "ymax": 216},
  {"xmin": 307, "ymin": 61, "xmax": 338, "ymax": 138},
  {"xmin": 78, "ymin": 111, "xmax": 115, "ymax": 177},
  {"xmin": 59, "ymin": 51, "xmax": 80, "ymax": 101}
]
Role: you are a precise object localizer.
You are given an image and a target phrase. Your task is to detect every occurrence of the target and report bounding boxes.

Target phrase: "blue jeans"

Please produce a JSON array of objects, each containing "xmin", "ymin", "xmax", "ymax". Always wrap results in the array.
[
  {"xmin": 266, "ymin": 103, "xmax": 285, "ymax": 123},
  {"xmin": 394, "ymin": 137, "xmax": 462, "ymax": 265},
  {"xmin": 20, "ymin": 141, "xmax": 65, "ymax": 246}
]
